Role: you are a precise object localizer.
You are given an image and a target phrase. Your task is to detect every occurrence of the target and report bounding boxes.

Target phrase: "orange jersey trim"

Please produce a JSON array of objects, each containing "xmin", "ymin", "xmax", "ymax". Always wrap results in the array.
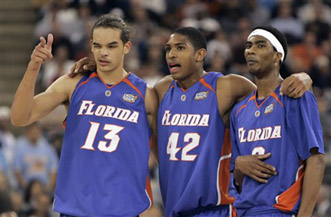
[
  {"xmin": 218, "ymin": 128, "xmax": 236, "ymax": 205},
  {"xmin": 200, "ymin": 78, "xmax": 216, "ymax": 93},
  {"xmin": 270, "ymin": 92, "xmax": 284, "ymax": 107},
  {"xmin": 145, "ymin": 176, "xmax": 153, "ymax": 206},
  {"xmin": 235, "ymin": 104, "xmax": 247, "ymax": 117},
  {"xmin": 273, "ymin": 164, "xmax": 305, "ymax": 212},
  {"xmin": 123, "ymin": 78, "xmax": 145, "ymax": 100},
  {"xmin": 77, "ymin": 72, "xmax": 98, "ymax": 88}
]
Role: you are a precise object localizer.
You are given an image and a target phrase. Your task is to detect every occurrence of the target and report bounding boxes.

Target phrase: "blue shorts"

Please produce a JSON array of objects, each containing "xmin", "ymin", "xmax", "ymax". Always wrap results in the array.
[
  {"xmin": 60, "ymin": 214, "xmax": 139, "ymax": 217},
  {"xmin": 179, "ymin": 205, "xmax": 235, "ymax": 217},
  {"xmin": 238, "ymin": 209, "xmax": 296, "ymax": 217}
]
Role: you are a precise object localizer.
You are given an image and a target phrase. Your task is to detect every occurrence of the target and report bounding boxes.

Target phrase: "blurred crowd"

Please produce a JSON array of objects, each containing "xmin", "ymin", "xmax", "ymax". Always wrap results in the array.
[{"xmin": 0, "ymin": 0, "xmax": 330, "ymax": 216}]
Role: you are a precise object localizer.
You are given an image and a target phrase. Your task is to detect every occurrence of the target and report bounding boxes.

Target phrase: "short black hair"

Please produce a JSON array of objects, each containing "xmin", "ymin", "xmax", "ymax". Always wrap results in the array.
[
  {"xmin": 91, "ymin": 14, "xmax": 130, "ymax": 44},
  {"xmin": 252, "ymin": 25, "xmax": 288, "ymax": 62},
  {"xmin": 172, "ymin": 27, "xmax": 207, "ymax": 51}
]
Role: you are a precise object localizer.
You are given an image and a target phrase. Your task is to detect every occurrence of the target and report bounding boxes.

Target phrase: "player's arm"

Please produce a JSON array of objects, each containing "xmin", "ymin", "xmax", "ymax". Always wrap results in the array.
[
  {"xmin": 287, "ymin": 92, "xmax": 325, "ymax": 216},
  {"xmin": 280, "ymin": 72, "xmax": 312, "ymax": 98},
  {"xmin": 216, "ymin": 74, "xmax": 256, "ymax": 126},
  {"xmin": 297, "ymin": 149, "xmax": 325, "ymax": 216},
  {"xmin": 145, "ymin": 85, "xmax": 159, "ymax": 162},
  {"xmin": 234, "ymin": 153, "xmax": 277, "ymax": 184},
  {"xmin": 154, "ymin": 75, "xmax": 173, "ymax": 102},
  {"xmin": 47, "ymin": 171, "xmax": 57, "ymax": 192},
  {"xmin": 152, "ymin": 76, "xmax": 174, "ymax": 162},
  {"xmin": 11, "ymin": 34, "xmax": 78, "ymax": 126}
]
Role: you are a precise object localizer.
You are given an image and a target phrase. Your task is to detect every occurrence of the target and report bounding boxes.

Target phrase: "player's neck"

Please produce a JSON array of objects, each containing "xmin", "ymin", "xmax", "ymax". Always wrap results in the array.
[
  {"xmin": 255, "ymin": 72, "xmax": 283, "ymax": 99},
  {"xmin": 177, "ymin": 69, "xmax": 206, "ymax": 89},
  {"xmin": 97, "ymin": 69, "xmax": 128, "ymax": 85}
]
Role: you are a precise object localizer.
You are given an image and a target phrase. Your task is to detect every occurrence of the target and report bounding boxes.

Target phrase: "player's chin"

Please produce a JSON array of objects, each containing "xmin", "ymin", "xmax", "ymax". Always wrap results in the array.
[
  {"xmin": 248, "ymin": 67, "xmax": 259, "ymax": 76},
  {"xmin": 170, "ymin": 72, "xmax": 182, "ymax": 80}
]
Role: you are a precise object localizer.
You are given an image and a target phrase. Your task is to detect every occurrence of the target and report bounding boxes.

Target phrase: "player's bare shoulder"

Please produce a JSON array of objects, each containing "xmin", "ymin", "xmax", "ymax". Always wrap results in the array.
[
  {"xmin": 216, "ymin": 74, "xmax": 256, "ymax": 102},
  {"xmin": 154, "ymin": 75, "xmax": 173, "ymax": 102},
  {"xmin": 215, "ymin": 74, "xmax": 256, "ymax": 123},
  {"xmin": 145, "ymin": 84, "xmax": 158, "ymax": 115}
]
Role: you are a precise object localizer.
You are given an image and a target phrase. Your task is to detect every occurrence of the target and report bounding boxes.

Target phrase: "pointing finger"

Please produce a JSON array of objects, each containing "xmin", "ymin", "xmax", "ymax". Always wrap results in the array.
[{"xmin": 47, "ymin": 33, "xmax": 54, "ymax": 50}]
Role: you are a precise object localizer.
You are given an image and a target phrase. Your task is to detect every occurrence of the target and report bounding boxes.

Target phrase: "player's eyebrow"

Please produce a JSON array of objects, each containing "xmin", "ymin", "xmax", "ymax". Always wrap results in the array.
[{"xmin": 92, "ymin": 41, "xmax": 119, "ymax": 46}]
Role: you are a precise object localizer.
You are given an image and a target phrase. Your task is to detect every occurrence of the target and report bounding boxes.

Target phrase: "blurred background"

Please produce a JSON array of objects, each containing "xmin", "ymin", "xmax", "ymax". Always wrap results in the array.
[{"xmin": 0, "ymin": 0, "xmax": 330, "ymax": 216}]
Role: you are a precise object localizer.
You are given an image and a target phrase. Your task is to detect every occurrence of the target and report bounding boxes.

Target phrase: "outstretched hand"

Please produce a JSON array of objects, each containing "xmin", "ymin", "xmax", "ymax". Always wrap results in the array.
[
  {"xmin": 30, "ymin": 34, "xmax": 53, "ymax": 66},
  {"xmin": 69, "ymin": 57, "xmax": 96, "ymax": 78},
  {"xmin": 280, "ymin": 73, "xmax": 312, "ymax": 98},
  {"xmin": 235, "ymin": 153, "xmax": 277, "ymax": 183}
]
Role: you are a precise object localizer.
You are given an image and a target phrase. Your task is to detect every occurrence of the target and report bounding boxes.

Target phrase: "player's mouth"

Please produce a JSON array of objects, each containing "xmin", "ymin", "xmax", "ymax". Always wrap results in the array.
[
  {"xmin": 169, "ymin": 63, "xmax": 181, "ymax": 73},
  {"xmin": 246, "ymin": 59, "xmax": 258, "ymax": 66},
  {"xmin": 98, "ymin": 59, "xmax": 110, "ymax": 67}
]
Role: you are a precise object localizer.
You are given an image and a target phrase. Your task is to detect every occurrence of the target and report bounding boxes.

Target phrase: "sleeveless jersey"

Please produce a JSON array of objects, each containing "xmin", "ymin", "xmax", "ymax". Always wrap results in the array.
[
  {"xmin": 53, "ymin": 72, "xmax": 153, "ymax": 217},
  {"xmin": 230, "ymin": 86, "xmax": 324, "ymax": 217},
  {"xmin": 158, "ymin": 72, "xmax": 235, "ymax": 217}
]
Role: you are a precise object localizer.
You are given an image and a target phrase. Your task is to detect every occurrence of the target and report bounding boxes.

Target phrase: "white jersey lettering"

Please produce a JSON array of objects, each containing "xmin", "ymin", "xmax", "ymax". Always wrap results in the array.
[
  {"xmin": 77, "ymin": 100, "xmax": 139, "ymax": 123},
  {"xmin": 239, "ymin": 126, "xmax": 281, "ymax": 143},
  {"xmin": 161, "ymin": 110, "xmax": 209, "ymax": 126}
]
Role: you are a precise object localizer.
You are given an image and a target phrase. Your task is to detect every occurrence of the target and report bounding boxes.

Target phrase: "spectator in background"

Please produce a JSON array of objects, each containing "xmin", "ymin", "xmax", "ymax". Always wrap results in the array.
[
  {"xmin": 206, "ymin": 29, "xmax": 232, "ymax": 68},
  {"xmin": 304, "ymin": 4, "xmax": 331, "ymax": 44},
  {"xmin": 135, "ymin": 34, "xmax": 164, "ymax": 87},
  {"xmin": 9, "ymin": 190, "xmax": 25, "ymax": 217},
  {"xmin": 26, "ymin": 188, "xmax": 55, "ymax": 217},
  {"xmin": 228, "ymin": 16, "xmax": 252, "ymax": 79},
  {"xmin": 315, "ymin": 184, "xmax": 331, "ymax": 217},
  {"xmin": 246, "ymin": 0, "xmax": 270, "ymax": 27},
  {"xmin": 289, "ymin": 30, "xmax": 323, "ymax": 72},
  {"xmin": 41, "ymin": 43, "xmax": 75, "ymax": 89},
  {"xmin": 0, "ymin": 190, "xmax": 17, "ymax": 217},
  {"xmin": 298, "ymin": 0, "xmax": 331, "ymax": 26},
  {"xmin": 14, "ymin": 122, "xmax": 58, "ymax": 192},
  {"xmin": 270, "ymin": 0, "xmax": 304, "ymax": 45},
  {"xmin": 315, "ymin": 88, "xmax": 331, "ymax": 154},
  {"xmin": 0, "ymin": 106, "xmax": 17, "ymax": 189},
  {"xmin": 311, "ymin": 56, "xmax": 331, "ymax": 89}
]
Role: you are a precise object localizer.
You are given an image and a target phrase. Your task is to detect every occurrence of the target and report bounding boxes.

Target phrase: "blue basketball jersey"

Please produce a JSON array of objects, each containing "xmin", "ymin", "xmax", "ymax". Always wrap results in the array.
[
  {"xmin": 230, "ymin": 86, "xmax": 324, "ymax": 217},
  {"xmin": 53, "ymin": 72, "xmax": 153, "ymax": 216},
  {"xmin": 158, "ymin": 72, "xmax": 235, "ymax": 217}
]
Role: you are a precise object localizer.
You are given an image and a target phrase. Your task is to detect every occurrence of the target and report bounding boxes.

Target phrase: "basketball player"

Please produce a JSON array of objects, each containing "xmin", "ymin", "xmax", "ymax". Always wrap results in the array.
[
  {"xmin": 154, "ymin": 27, "xmax": 313, "ymax": 217},
  {"xmin": 11, "ymin": 15, "xmax": 158, "ymax": 216},
  {"xmin": 70, "ymin": 27, "xmax": 312, "ymax": 217},
  {"xmin": 230, "ymin": 26, "xmax": 325, "ymax": 217}
]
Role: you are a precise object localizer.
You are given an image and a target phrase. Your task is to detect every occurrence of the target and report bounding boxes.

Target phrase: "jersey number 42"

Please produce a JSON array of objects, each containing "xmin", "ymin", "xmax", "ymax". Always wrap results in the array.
[{"xmin": 167, "ymin": 132, "xmax": 200, "ymax": 161}]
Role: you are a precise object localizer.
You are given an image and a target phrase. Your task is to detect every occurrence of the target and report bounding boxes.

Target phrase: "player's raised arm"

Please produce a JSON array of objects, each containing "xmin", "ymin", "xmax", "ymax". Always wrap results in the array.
[{"xmin": 11, "ymin": 34, "xmax": 76, "ymax": 126}]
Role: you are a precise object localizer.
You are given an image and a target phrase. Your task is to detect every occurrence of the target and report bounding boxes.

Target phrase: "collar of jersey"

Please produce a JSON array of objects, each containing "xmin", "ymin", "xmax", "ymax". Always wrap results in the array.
[
  {"xmin": 252, "ymin": 85, "xmax": 283, "ymax": 109},
  {"xmin": 90, "ymin": 71, "xmax": 131, "ymax": 89}
]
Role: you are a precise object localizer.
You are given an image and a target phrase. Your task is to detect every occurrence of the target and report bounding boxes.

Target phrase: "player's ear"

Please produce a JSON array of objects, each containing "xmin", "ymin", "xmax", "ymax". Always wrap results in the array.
[
  {"xmin": 274, "ymin": 52, "xmax": 282, "ymax": 65},
  {"xmin": 195, "ymin": 48, "xmax": 207, "ymax": 62},
  {"xmin": 124, "ymin": 41, "xmax": 131, "ymax": 54}
]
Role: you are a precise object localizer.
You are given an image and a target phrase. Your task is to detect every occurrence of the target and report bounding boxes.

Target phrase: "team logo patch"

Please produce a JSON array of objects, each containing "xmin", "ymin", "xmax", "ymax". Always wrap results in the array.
[
  {"xmin": 181, "ymin": 94, "xmax": 186, "ymax": 101},
  {"xmin": 195, "ymin": 91, "xmax": 209, "ymax": 100},
  {"xmin": 254, "ymin": 110, "xmax": 260, "ymax": 117},
  {"xmin": 123, "ymin": 94, "xmax": 138, "ymax": 103},
  {"xmin": 264, "ymin": 103, "xmax": 275, "ymax": 114}
]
